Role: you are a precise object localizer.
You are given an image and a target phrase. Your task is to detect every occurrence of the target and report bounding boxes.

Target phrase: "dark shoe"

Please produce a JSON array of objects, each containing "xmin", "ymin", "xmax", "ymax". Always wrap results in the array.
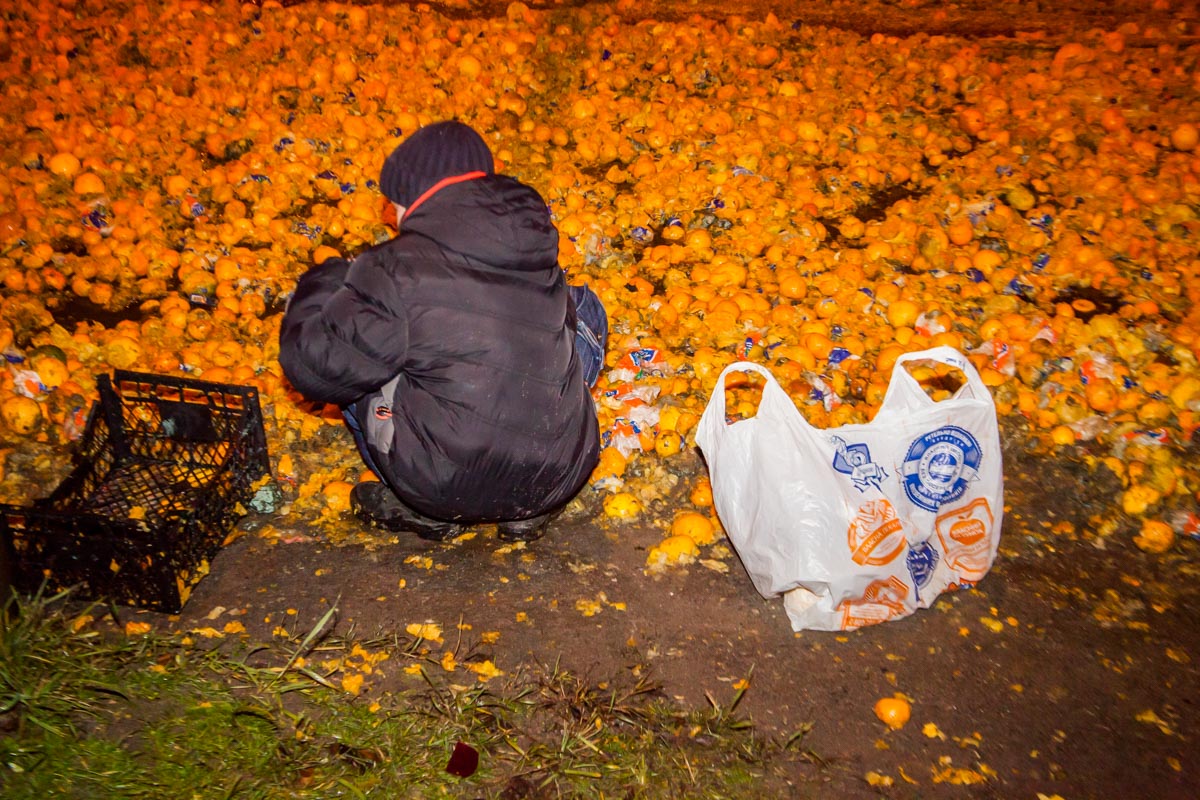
[
  {"xmin": 497, "ymin": 509, "xmax": 560, "ymax": 543},
  {"xmin": 350, "ymin": 482, "xmax": 465, "ymax": 542}
]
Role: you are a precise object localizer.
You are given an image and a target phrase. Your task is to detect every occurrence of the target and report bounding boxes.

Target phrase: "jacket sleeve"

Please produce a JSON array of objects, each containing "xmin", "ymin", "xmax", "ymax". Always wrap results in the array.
[{"xmin": 277, "ymin": 255, "xmax": 409, "ymax": 407}]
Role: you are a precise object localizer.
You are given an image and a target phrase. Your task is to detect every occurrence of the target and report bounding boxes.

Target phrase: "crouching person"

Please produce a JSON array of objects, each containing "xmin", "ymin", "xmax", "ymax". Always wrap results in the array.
[{"xmin": 278, "ymin": 120, "xmax": 607, "ymax": 542}]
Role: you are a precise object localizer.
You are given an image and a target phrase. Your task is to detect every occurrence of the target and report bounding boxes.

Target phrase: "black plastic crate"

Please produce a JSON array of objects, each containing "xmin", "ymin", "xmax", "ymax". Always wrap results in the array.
[{"xmin": 1, "ymin": 370, "xmax": 269, "ymax": 613}]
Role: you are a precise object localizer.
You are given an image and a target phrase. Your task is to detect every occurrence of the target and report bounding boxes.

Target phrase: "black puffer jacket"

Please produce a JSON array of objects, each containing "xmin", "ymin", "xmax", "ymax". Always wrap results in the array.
[{"xmin": 278, "ymin": 174, "xmax": 600, "ymax": 522}]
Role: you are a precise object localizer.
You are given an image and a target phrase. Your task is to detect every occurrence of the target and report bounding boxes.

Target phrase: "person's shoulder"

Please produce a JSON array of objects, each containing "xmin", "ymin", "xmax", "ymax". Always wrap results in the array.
[
  {"xmin": 478, "ymin": 173, "xmax": 547, "ymax": 202},
  {"xmin": 350, "ymin": 237, "xmax": 394, "ymax": 264},
  {"xmin": 344, "ymin": 234, "xmax": 414, "ymax": 272},
  {"xmin": 469, "ymin": 174, "xmax": 550, "ymax": 218}
]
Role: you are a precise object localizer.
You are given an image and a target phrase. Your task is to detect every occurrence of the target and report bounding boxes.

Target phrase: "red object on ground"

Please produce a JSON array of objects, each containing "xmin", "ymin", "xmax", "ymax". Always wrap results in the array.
[{"xmin": 446, "ymin": 741, "xmax": 478, "ymax": 777}]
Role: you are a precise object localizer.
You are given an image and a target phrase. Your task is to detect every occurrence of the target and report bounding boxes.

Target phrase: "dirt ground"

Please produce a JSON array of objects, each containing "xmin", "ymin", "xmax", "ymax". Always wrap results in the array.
[{"xmin": 149, "ymin": 414, "xmax": 1200, "ymax": 800}]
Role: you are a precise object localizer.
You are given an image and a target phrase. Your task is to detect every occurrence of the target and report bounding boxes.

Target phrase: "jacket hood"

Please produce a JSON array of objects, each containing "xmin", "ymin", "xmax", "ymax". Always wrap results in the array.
[{"xmin": 400, "ymin": 174, "xmax": 559, "ymax": 272}]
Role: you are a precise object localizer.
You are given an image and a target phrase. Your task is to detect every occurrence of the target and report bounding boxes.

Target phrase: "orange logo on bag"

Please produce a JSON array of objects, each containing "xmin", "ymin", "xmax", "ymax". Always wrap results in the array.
[
  {"xmin": 949, "ymin": 517, "xmax": 986, "ymax": 546},
  {"xmin": 936, "ymin": 497, "xmax": 994, "ymax": 582},
  {"xmin": 838, "ymin": 576, "xmax": 909, "ymax": 630},
  {"xmin": 847, "ymin": 499, "xmax": 906, "ymax": 566}
]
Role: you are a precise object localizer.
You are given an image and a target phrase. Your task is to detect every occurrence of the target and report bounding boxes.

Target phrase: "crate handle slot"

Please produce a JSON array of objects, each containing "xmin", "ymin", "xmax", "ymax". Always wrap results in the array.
[{"xmin": 97, "ymin": 373, "xmax": 131, "ymax": 460}]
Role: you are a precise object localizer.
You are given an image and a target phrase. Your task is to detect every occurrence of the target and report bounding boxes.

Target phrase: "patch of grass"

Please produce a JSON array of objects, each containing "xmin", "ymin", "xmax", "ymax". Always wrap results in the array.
[{"xmin": 0, "ymin": 591, "xmax": 820, "ymax": 798}]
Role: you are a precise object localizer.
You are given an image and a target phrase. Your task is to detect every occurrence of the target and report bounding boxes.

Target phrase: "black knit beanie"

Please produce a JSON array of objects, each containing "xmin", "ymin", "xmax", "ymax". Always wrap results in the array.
[{"xmin": 379, "ymin": 121, "xmax": 494, "ymax": 207}]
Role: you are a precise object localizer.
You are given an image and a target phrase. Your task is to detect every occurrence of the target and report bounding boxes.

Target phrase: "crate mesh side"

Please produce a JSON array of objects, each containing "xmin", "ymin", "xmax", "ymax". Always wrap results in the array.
[{"xmin": 1, "ymin": 371, "xmax": 270, "ymax": 613}]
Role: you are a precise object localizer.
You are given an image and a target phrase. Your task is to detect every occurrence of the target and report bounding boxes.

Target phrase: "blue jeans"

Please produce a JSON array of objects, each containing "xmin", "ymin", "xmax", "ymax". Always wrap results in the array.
[
  {"xmin": 342, "ymin": 401, "xmax": 383, "ymax": 477},
  {"xmin": 344, "ymin": 284, "xmax": 607, "ymax": 474},
  {"xmin": 568, "ymin": 282, "xmax": 607, "ymax": 388}
]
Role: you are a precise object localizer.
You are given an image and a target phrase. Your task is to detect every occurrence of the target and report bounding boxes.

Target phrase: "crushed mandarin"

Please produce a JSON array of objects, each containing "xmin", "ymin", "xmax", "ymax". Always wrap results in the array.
[
  {"xmin": 603, "ymin": 491, "xmax": 643, "ymax": 519},
  {"xmin": 645, "ymin": 534, "xmax": 700, "ymax": 570},
  {"xmin": 321, "ymin": 480, "xmax": 355, "ymax": 513}
]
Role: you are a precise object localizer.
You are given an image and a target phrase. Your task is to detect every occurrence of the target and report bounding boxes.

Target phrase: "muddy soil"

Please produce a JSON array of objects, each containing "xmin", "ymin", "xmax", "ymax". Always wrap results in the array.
[{"xmin": 156, "ymin": 420, "xmax": 1200, "ymax": 800}]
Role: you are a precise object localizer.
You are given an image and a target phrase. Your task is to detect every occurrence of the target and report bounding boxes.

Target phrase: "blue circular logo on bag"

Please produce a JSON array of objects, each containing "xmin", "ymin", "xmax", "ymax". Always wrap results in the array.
[{"xmin": 902, "ymin": 426, "xmax": 982, "ymax": 512}]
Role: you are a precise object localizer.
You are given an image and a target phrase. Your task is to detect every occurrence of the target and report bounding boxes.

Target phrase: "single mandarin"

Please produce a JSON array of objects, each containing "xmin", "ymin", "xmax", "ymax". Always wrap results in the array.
[
  {"xmin": 1133, "ymin": 519, "xmax": 1175, "ymax": 553},
  {"xmin": 646, "ymin": 534, "xmax": 700, "ymax": 566},
  {"xmin": 1, "ymin": 395, "xmax": 42, "ymax": 435},
  {"xmin": 654, "ymin": 430, "xmax": 684, "ymax": 457},
  {"xmin": 322, "ymin": 480, "xmax": 355, "ymax": 512},
  {"xmin": 670, "ymin": 511, "xmax": 716, "ymax": 546},
  {"xmin": 690, "ymin": 477, "xmax": 714, "ymax": 508},
  {"xmin": 947, "ymin": 217, "xmax": 974, "ymax": 246},
  {"xmin": 592, "ymin": 446, "xmax": 627, "ymax": 480},
  {"xmin": 73, "ymin": 172, "xmax": 106, "ymax": 195},
  {"xmin": 48, "ymin": 152, "xmax": 82, "ymax": 178},
  {"xmin": 873, "ymin": 696, "xmax": 911, "ymax": 730},
  {"xmin": 1170, "ymin": 122, "xmax": 1198, "ymax": 151},
  {"xmin": 603, "ymin": 491, "xmax": 643, "ymax": 519},
  {"xmin": 1050, "ymin": 425, "xmax": 1077, "ymax": 446},
  {"xmin": 886, "ymin": 299, "xmax": 920, "ymax": 328}
]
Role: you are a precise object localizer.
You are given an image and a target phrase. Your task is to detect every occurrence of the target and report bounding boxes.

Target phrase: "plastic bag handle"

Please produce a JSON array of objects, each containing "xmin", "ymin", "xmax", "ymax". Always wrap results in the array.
[
  {"xmin": 704, "ymin": 361, "xmax": 793, "ymax": 427},
  {"xmin": 884, "ymin": 346, "xmax": 990, "ymax": 408}
]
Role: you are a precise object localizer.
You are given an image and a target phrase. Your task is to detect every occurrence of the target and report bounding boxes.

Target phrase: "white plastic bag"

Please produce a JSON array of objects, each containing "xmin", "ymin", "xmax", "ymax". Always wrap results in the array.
[{"xmin": 695, "ymin": 346, "xmax": 1003, "ymax": 632}]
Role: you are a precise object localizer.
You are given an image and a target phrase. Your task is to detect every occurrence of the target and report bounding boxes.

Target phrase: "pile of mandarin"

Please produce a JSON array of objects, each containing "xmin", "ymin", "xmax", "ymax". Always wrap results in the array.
[{"xmin": 1, "ymin": 0, "xmax": 1197, "ymax": 557}]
